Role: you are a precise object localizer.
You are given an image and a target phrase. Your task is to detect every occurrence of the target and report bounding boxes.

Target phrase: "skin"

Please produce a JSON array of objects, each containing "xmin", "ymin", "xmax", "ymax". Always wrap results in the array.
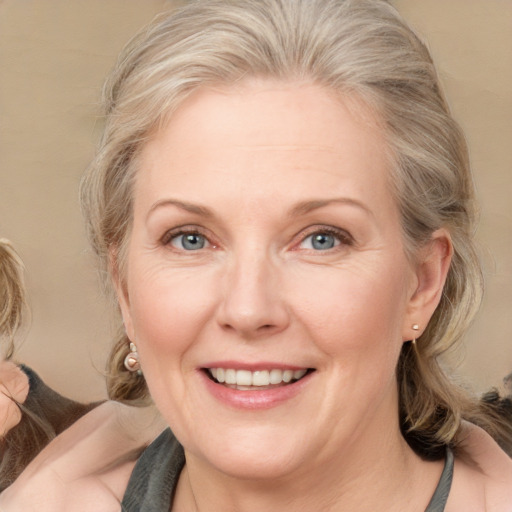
[
  {"xmin": 0, "ymin": 360, "xmax": 29, "ymax": 435},
  {"xmin": 116, "ymin": 79, "xmax": 453, "ymax": 511},
  {"xmin": 0, "ymin": 401, "xmax": 166, "ymax": 512},
  {"xmin": 449, "ymin": 422, "xmax": 512, "ymax": 510}
]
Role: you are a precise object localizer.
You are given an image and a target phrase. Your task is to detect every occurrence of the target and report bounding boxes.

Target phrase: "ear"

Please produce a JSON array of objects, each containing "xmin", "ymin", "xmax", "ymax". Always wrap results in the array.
[
  {"xmin": 109, "ymin": 247, "xmax": 135, "ymax": 342},
  {"xmin": 402, "ymin": 229, "xmax": 453, "ymax": 342}
]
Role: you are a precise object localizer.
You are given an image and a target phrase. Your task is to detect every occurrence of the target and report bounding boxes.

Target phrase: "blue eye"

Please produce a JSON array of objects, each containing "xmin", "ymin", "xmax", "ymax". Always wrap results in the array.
[
  {"xmin": 171, "ymin": 233, "xmax": 208, "ymax": 250},
  {"xmin": 300, "ymin": 231, "xmax": 342, "ymax": 251}
]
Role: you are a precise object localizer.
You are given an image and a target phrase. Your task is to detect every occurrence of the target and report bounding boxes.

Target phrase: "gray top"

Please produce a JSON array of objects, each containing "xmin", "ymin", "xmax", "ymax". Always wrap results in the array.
[
  {"xmin": 121, "ymin": 429, "xmax": 185, "ymax": 512},
  {"xmin": 121, "ymin": 429, "xmax": 454, "ymax": 512},
  {"xmin": 424, "ymin": 447, "xmax": 454, "ymax": 512}
]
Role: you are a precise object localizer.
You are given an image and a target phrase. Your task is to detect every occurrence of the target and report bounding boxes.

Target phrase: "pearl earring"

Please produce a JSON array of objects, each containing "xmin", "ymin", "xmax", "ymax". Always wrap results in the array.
[{"xmin": 124, "ymin": 342, "xmax": 142, "ymax": 375}]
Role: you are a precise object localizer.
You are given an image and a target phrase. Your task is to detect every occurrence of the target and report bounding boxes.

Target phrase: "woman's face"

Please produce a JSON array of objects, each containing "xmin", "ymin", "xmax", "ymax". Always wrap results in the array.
[{"xmin": 118, "ymin": 80, "xmax": 427, "ymax": 480}]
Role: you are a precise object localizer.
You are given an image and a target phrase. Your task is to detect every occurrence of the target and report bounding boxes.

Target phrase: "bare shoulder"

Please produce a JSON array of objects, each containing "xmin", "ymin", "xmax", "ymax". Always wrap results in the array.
[
  {"xmin": 0, "ymin": 401, "xmax": 166, "ymax": 512},
  {"xmin": 447, "ymin": 422, "xmax": 512, "ymax": 512}
]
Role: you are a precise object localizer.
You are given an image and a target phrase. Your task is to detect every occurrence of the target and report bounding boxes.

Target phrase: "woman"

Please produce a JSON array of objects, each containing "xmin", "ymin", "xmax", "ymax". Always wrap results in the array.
[
  {"xmin": 2, "ymin": 0, "xmax": 511, "ymax": 510},
  {"xmin": 0, "ymin": 240, "xmax": 97, "ymax": 488},
  {"xmin": 0, "ymin": 239, "xmax": 30, "ymax": 446},
  {"xmin": 0, "ymin": 240, "xmax": 152, "ymax": 491},
  {"xmin": 0, "ymin": 240, "xmax": 164, "ymax": 492}
]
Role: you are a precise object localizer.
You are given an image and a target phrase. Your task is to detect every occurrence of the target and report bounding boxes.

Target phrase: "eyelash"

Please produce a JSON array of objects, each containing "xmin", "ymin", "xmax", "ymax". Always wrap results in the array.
[{"xmin": 160, "ymin": 225, "xmax": 354, "ymax": 252}]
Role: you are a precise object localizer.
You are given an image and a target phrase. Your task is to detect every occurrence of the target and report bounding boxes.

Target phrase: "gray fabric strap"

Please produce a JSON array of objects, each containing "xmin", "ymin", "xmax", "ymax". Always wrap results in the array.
[
  {"xmin": 121, "ymin": 429, "xmax": 184, "ymax": 512},
  {"xmin": 424, "ymin": 448, "xmax": 454, "ymax": 512},
  {"xmin": 122, "ymin": 429, "xmax": 454, "ymax": 512}
]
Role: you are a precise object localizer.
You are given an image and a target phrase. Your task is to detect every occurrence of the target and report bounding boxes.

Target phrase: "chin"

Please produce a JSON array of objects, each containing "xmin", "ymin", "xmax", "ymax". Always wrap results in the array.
[
  {"xmin": 186, "ymin": 425, "xmax": 311, "ymax": 481},
  {"xmin": 207, "ymin": 448, "xmax": 303, "ymax": 481}
]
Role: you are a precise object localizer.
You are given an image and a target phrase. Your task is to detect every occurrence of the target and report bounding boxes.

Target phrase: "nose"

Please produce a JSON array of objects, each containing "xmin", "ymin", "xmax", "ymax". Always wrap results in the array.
[{"xmin": 216, "ymin": 249, "xmax": 290, "ymax": 340}]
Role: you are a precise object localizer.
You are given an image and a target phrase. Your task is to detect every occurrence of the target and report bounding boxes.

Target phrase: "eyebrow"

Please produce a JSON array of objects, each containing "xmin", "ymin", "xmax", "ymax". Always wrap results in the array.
[
  {"xmin": 147, "ymin": 197, "xmax": 373, "ymax": 221},
  {"xmin": 289, "ymin": 198, "xmax": 373, "ymax": 218},
  {"xmin": 146, "ymin": 199, "xmax": 214, "ymax": 220}
]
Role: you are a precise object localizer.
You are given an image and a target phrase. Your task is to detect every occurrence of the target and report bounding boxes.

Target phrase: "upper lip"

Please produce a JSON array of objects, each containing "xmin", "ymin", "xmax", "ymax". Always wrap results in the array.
[{"xmin": 201, "ymin": 361, "xmax": 311, "ymax": 371}]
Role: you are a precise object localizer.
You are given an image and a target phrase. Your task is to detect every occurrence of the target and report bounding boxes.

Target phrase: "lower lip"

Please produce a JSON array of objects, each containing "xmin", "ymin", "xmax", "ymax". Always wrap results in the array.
[{"xmin": 199, "ymin": 370, "xmax": 313, "ymax": 410}]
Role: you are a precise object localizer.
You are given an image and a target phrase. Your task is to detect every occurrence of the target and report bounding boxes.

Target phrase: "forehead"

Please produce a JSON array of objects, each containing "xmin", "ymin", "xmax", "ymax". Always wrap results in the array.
[
  {"xmin": 135, "ymin": 79, "xmax": 396, "ymax": 217},
  {"xmin": 148, "ymin": 79, "xmax": 387, "ymax": 154}
]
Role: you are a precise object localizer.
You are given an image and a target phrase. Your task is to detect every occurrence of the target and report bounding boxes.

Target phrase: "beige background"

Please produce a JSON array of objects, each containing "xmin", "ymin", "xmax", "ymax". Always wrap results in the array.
[{"xmin": 0, "ymin": 0, "xmax": 510, "ymax": 402}]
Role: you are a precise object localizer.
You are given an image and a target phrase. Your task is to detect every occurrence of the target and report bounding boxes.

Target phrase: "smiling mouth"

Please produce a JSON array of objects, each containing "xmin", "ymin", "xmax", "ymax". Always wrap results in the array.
[{"xmin": 205, "ymin": 368, "xmax": 314, "ymax": 390}]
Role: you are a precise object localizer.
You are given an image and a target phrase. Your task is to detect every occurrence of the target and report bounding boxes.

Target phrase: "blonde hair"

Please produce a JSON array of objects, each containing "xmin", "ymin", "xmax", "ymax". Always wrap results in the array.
[
  {"xmin": 81, "ymin": 0, "xmax": 510, "ymax": 456},
  {"xmin": 0, "ymin": 240, "xmax": 27, "ymax": 359}
]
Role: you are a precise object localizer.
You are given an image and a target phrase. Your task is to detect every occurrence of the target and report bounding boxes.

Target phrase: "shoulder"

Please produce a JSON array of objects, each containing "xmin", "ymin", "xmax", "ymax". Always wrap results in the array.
[
  {"xmin": 0, "ymin": 401, "xmax": 166, "ymax": 512},
  {"xmin": 447, "ymin": 422, "xmax": 512, "ymax": 512}
]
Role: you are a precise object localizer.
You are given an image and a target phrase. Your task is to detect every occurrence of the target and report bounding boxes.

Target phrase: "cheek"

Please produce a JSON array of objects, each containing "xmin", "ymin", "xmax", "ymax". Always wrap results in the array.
[
  {"xmin": 126, "ymin": 263, "xmax": 218, "ymax": 360},
  {"xmin": 125, "ymin": 266, "xmax": 218, "ymax": 417},
  {"xmin": 289, "ymin": 263, "xmax": 409, "ymax": 360}
]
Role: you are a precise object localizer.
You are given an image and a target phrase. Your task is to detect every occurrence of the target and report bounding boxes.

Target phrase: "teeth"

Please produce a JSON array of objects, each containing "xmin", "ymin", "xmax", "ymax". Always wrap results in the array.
[
  {"xmin": 293, "ymin": 369, "xmax": 307, "ymax": 380},
  {"xmin": 207, "ymin": 367, "xmax": 309, "ymax": 387},
  {"xmin": 252, "ymin": 370, "xmax": 269, "ymax": 386},
  {"xmin": 269, "ymin": 369, "xmax": 283, "ymax": 384},
  {"xmin": 283, "ymin": 370, "xmax": 293, "ymax": 383},
  {"xmin": 236, "ymin": 370, "xmax": 252, "ymax": 386},
  {"xmin": 225, "ymin": 369, "xmax": 236, "ymax": 385}
]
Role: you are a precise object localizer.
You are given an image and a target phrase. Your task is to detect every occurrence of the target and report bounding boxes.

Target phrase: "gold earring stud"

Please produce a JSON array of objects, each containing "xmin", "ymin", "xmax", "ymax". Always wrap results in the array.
[{"xmin": 411, "ymin": 324, "xmax": 420, "ymax": 346}]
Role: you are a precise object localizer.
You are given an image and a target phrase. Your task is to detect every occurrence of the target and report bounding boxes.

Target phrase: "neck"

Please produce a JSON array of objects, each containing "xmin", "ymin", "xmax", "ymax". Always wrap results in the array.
[{"xmin": 174, "ymin": 412, "xmax": 444, "ymax": 512}]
